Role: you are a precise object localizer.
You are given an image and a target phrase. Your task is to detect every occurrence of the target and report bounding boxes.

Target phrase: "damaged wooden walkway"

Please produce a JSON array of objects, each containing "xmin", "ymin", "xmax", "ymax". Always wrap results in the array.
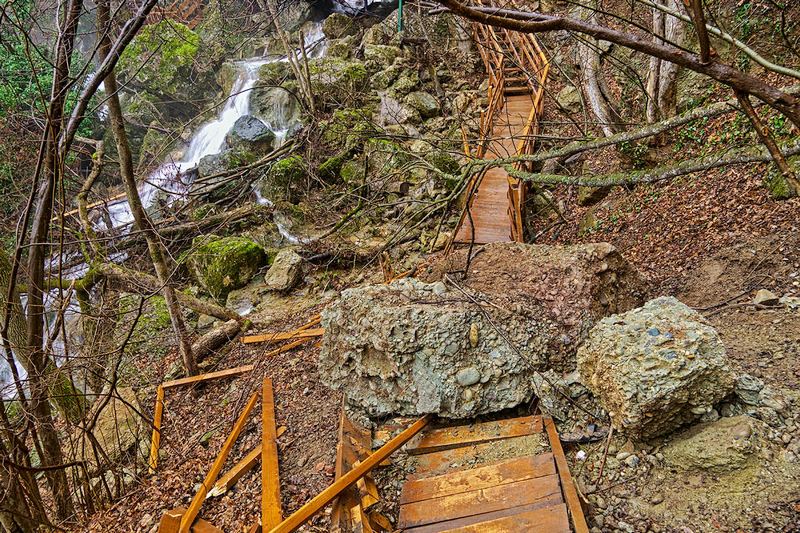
[
  {"xmin": 397, "ymin": 415, "xmax": 588, "ymax": 533},
  {"xmin": 453, "ymin": 1, "xmax": 549, "ymax": 245}
]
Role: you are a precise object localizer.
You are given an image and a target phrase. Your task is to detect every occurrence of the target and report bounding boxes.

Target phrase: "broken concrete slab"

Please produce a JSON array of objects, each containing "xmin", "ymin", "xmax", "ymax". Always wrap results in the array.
[{"xmin": 577, "ymin": 296, "xmax": 736, "ymax": 440}]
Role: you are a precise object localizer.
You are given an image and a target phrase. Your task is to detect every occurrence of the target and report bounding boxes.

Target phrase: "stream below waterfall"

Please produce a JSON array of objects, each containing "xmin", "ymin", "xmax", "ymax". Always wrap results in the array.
[{"xmin": 0, "ymin": 23, "xmax": 328, "ymax": 397}]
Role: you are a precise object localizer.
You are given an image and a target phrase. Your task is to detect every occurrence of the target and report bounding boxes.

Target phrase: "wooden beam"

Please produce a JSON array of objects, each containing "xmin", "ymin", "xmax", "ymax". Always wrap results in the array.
[
  {"xmin": 179, "ymin": 391, "xmax": 259, "ymax": 533},
  {"xmin": 241, "ymin": 328, "xmax": 324, "ymax": 345},
  {"xmin": 267, "ymin": 415, "xmax": 430, "ymax": 533},
  {"xmin": 149, "ymin": 385, "xmax": 165, "ymax": 473},
  {"xmin": 264, "ymin": 338, "xmax": 312, "ymax": 358},
  {"xmin": 208, "ymin": 427, "xmax": 286, "ymax": 499},
  {"xmin": 406, "ymin": 415, "xmax": 542, "ymax": 455},
  {"xmin": 162, "ymin": 364, "xmax": 254, "ymax": 389},
  {"xmin": 262, "ymin": 378, "xmax": 283, "ymax": 529},
  {"xmin": 157, "ymin": 507, "xmax": 223, "ymax": 533},
  {"xmin": 543, "ymin": 416, "xmax": 589, "ymax": 533}
]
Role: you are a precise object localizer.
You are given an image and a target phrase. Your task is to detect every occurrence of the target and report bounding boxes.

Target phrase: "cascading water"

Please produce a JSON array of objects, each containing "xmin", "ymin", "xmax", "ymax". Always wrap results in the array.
[{"xmin": 102, "ymin": 58, "xmax": 269, "ymax": 230}]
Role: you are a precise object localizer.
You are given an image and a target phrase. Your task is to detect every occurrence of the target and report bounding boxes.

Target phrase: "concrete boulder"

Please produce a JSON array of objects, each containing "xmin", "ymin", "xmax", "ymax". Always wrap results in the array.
[
  {"xmin": 320, "ymin": 243, "xmax": 643, "ymax": 419},
  {"xmin": 319, "ymin": 278, "xmax": 547, "ymax": 418},
  {"xmin": 577, "ymin": 297, "xmax": 736, "ymax": 440}
]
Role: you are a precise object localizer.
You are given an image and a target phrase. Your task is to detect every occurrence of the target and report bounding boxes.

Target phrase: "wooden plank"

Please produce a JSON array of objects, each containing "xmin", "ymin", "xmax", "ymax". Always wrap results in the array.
[
  {"xmin": 241, "ymin": 328, "xmax": 324, "ymax": 345},
  {"xmin": 158, "ymin": 507, "xmax": 223, "ymax": 533},
  {"xmin": 350, "ymin": 504, "xmax": 373, "ymax": 533},
  {"xmin": 179, "ymin": 391, "xmax": 259, "ymax": 533},
  {"xmin": 353, "ymin": 460, "xmax": 380, "ymax": 510},
  {"xmin": 264, "ymin": 337, "xmax": 312, "ymax": 358},
  {"xmin": 148, "ymin": 385, "xmax": 165, "ymax": 473},
  {"xmin": 208, "ymin": 445, "xmax": 261, "ymax": 498},
  {"xmin": 397, "ymin": 474, "xmax": 561, "ymax": 529},
  {"xmin": 409, "ymin": 436, "xmax": 544, "ymax": 475},
  {"xmin": 407, "ymin": 416, "xmax": 541, "ymax": 454},
  {"xmin": 267, "ymin": 416, "xmax": 430, "ymax": 533},
  {"xmin": 438, "ymin": 503, "xmax": 570, "ymax": 533},
  {"xmin": 403, "ymin": 495, "xmax": 563, "ymax": 533},
  {"xmin": 331, "ymin": 408, "xmax": 371, "ymax": 532},
  {"xmin": 544, "ymin": 416, "xmax": 589, "ymax": 533},
  {"xmin": 162, "ymin": 365, "xmax": 254, "ymax": 389},
  {"xmin": 262, "ymin": 378, "xmax": 283, "ymax": 529},
  {"xmin": 400, "ymin": 453, "xmax": 555, "ymax": 505}
]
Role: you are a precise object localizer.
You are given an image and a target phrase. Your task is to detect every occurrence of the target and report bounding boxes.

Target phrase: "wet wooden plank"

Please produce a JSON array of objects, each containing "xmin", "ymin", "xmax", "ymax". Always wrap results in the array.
[
  {"xmin": 400, "ymin": 453, "xmax": 555, "ymax": 505},
  {"xmin": 397, "ymin": 473, "xmax": 561, "ymax": 529},
  {"xmin": 179, "ymin": 391, "xmax": 259, "ymax": 532},
  {"xmin": 407, "ymin": 416, "xmax": 542, "ymax": 454},
  {"xmin": 544, "ymin": 416, "xmax": 589, "ymax": 533},
  {"xmin": 269, "ymin": 416, "xmax": 430, "ymax": 533},
  {"xmin": 331, "ymin": 409, "xmax": 372, "ymax": 532},
  {"xmin": 262, "ymin": 378, "xmax": 283, "ymax": 529},
  {"xmin": 264, "ymin": 337, "xmax": 313, "ymax": 357},
  {"xmin": 148, "ymin": 385, "xmax": 165, "ymax": 473},
  {"xmin": 241, "ymin": 327, "xmax": 324, "ymax": 345},
  {"xmin": 440, "ymin": 503, "xmax": 570, "ymax": 533},
  {"xmin": 162, "ymin": 365, "xmax": 254, "ymax": 389},
  {"xmin": 402, "ymin": 495, "xmax": 563, "ymax": 533}
]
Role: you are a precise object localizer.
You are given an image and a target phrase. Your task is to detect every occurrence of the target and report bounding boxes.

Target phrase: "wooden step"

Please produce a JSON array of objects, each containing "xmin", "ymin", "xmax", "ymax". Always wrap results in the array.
[
  {"xmin": 406, "ymin": 416, "xmax": 542, "ymax": 455},
  {"xmin": 397, "ymin": 474, "xmax": 562, "ymax": 529}
]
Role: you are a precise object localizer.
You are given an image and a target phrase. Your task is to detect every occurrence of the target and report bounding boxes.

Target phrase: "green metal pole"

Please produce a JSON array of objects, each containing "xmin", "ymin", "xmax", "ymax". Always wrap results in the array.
[{"xmin": 398, "ymin": 0, "xmax": 404, "ymax": 32}]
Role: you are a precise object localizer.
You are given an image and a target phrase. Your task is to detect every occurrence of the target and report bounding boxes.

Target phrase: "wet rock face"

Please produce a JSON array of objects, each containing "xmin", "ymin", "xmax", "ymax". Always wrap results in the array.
[
  {"xmin": 319, "ymin": 278, "xmax": 547, "ymax": 418},
  {"xmin": 577, "ymin": 297, "xmax": 736, "ymax": 440},
  {"xmin": 226, "ymin": 115, "xmax": 276, "ymax": 152}
]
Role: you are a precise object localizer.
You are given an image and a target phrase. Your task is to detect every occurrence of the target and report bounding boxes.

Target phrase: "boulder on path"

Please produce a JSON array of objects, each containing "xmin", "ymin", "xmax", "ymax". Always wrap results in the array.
[
  {"xmin": 263, "ymin": 249, "xmax": 303, "ymax": 292},
  {"xmin": 577, "ymin": 297, "xmax": 736, "ymax": 440},
  {"xmin": 419, "ymin": 242, "xmax": 644, "ymax": 370},
  {"xmin": 320, "ymin": 242, "xmax": 643, "ymax": 419}
]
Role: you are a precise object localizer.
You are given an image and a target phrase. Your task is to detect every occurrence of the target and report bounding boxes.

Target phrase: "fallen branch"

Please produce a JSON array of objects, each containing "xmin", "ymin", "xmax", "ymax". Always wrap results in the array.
[
  {"xmin": 505, "ymin": 139, "xmax": 800, "ymax": 187},
  {"xmin": 192, "ymin": 319, "xmax": 248, "ymax": 362}
]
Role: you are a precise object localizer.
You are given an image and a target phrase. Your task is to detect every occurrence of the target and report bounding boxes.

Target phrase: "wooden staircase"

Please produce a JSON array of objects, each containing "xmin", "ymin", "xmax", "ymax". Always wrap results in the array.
[{"xmin": 453, "ymin": 2, "xmax": 550, "ymax": 245}]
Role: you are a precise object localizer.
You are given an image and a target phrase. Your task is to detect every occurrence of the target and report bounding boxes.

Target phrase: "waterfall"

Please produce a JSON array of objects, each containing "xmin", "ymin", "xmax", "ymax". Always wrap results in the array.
[{"xmin": 102, "ymin": 58, "xmax": 269, "ymax": 230}]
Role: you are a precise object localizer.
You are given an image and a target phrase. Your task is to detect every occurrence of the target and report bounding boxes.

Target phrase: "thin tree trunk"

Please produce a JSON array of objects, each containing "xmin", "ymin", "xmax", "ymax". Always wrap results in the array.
[
  {"xmin": 96, "ymin": 1, "xmax": 198, "ymax": 376},
  {"xmin": 23, "ymin": 0, "xmax": 83, "ymax": 520}
]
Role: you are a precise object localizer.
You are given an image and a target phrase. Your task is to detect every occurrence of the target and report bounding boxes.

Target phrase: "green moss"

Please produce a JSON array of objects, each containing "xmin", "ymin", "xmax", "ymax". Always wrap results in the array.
[
  {"xmin": 318, "ymin": 152, "xmax": 349, "ymax": 182},
  {"xmin": 426, "ymin": 151, "xmax": 460, "ymax": 175},
  {"xmin": 186, "ymin": 236, "xmax": 268, "ymax": 301},
  {"xmin": 340, "ymin": 159, "xmax": 365, "ymax": 183},
  {"xmin": 309, "ymin": 58, "xmax": 369, "ymax": 109},
  {"xmin": 321, "ymin": 108, "xmax": 376, "ymax": 150},
  {"xmin": 119, "ymin": 20, "xmax": 200, "ymax": 96}
]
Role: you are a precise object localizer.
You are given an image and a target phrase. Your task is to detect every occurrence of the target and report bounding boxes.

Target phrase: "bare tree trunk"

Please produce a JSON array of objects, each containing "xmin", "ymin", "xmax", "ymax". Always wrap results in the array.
[
  {"xmin": 577, "ymin": 5, "xmax": 620, "ymax": 137},
  {"xmin": 23, "ymin": 0, "xmax": 83, "ymax": 520},
  {"xmin": 647, "ymin": 0, "xmax": 685, "ymax": 131},
  {"xmin": 96, "ymin": 0, "xmax": 198, "ymax": 376}
]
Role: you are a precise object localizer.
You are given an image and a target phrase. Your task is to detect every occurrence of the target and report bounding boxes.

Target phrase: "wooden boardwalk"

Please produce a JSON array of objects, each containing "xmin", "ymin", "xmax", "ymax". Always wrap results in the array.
[
  {"xmin": 397, "ymin": 415, "xmax": 588, "ymax": 533},
  {"xmin": 453, "ymin": 7, "xmax": 549, "ymax": 245}
]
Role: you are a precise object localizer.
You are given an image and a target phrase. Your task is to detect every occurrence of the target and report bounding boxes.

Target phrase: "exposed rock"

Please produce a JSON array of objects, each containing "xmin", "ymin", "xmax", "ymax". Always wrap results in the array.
[
  {"xmin": 753, "ymin": 288, "xmax": 780, "ymax": 306},
  {"xmin": 250, "ymin": 87, "xmax": 302, "ymax": 131},
  {"xmin": 322, "ymin": 243, "xmax": 642, "ymax": 418},
  {"xmin": 88, "ymin": 387, "xmax": 144, "ymax": 467},
  {"xmin": 577, "ymin": 185, "xmax": 611, "ymax": 207},
  {"xmin": 405, "ymin": 91, "xmax": 440, "ymax": 119},
  {"xmin": 734, "ymin": 373, "xmax": 764, "ymax": 405},
  {"xmin": 225, "ymin": 115, "xmax": 275, "ymax": 152},
  {"xmin": 377, "ymin": 93, "xmax": 420, "ymax": 126},
  {"xmin": 663, "ymin": 416, "xmax": 769, "ymax": 473},
  {"xmin": 263, "ymin": 249, "xmax": 303, "ymax": 292},
  {"xmin": 420, "ymin": 242, "xmax": 644, "ymax": 370},
  {"xmin": 186, "ymin": 235, "xmax": 268, "ymax": 301},
  {"xmin": 364, "ymin": 44, "xmax": 403, "ymax": 68},
  {"xmin": 322, "ymin": 12, "xmax": 360, "ymax": 39},
  {"xmin": 319, "ymin": 278, "xmax": 543, "ymax": 418},
  {"xmin": 556, "ymin": 85, "xmax": 582, "ymax": 112},
  {"xmin": 577, "ymin": 297, "xmax": 736, "ymax": 440},
  {"xmin": 309, "ymin": 58, "xmax": 369, "ymax": 109},
  {"xmin": 256, "ymin": 155, "xmax": 306, "ymax": 204}
]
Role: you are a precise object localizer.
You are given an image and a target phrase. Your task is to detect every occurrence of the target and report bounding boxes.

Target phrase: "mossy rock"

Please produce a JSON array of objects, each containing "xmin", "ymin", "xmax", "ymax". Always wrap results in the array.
[
  {"xmin": 388, "ymin": 69, "xmax": 420, "ymax": 98},
  {"xmin": 764, "ymin": 161, "xmax": 799, "ymax": 200},
  {"xmin": 323, "ymin": 13, "xmax": 360, "ymax": 39},
  {"xmin": 426, "ymin": 151, "xmax": 460, "ymax": 176},
  {"xmin": 318, "ymin": 152, "xmax": 349, "ymax": 182},
  {"xmin": 372, "ymin": 64, "xmax": 403, "ymax": 91},
  {"xmin": 364, "ymin": 44, "xmax": 403, "ymax": 68},
  {"xmin": 258, "ymin": 61, "xmax": 296, "ymax": 86},
  {"xmin": 327, "ymin": 35, "xmax": 357, "ymax": 60},
  {"xmin": 405, "ymin": 91, "xmax": 440, "ymax": 119},
  {"xmin": 186, "ymin": 236, "xmax": 269, "ymax": 302},
  {"xmin": 309, "ymin": 58, "xmax": 369, "ymax": 109},
  {"xmin": 341, "ymin": 159, "xmax": 366, "ymax": 184},
  {"xmin": 257, "ymin": 155, "xmax": 306, "ymax": 204},
  {"xmin": 320, "ymin": 108, "xmax": 377, "ymax": 150}
]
